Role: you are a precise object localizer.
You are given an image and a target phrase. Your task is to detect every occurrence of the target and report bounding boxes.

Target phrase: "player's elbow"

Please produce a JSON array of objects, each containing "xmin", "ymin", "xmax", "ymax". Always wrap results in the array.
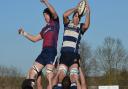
[
  {"xmin": 83, "ymin": 26, "xmax": 88, "ymax": 32},
  {"xmin": 31, "ymin": 40, "xmax": 36, "ymax": 43},
  {"xmin": 83, "ymin": 24, "xmax": 90, "ymax": 31},
  {"xmin": 53, "ymin": 13, "xmax": 58, "ymax": 19},
  {"xmin": 31, "ymin": 38, "xmax": 39, "ymax": 43},
  {"xmin": 32, "ymin": 35, "xmax": 42, "ymax": 43},
  {"xmin": 63, "ymin": 13, "xmax": 68, "ymax": 18}
]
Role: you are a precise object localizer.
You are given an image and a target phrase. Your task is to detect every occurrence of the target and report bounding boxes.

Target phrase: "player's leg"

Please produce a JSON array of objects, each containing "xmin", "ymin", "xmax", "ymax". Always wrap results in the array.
[
  {"xmin": 45, "ymin": 64, "xmax": 54, "ymax": 89},
  {"xmin": 22, "ymin": 62, "xmax": 44, "ymax": 89},
  {"xmin": 69, "ymin": 63, "xmax": 79, "ymax": 89},
  {"xmin": 57, "ymin": 64, "xmax": 68, "ymax": 89},
  {"xmin": 45, "ymin": 47, "xmax": 58, "ymax": 89}
]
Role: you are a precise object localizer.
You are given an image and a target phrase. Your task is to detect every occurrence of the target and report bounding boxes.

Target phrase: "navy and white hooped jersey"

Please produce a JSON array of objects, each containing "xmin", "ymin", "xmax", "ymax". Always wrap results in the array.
[{"xmin": 61, "ymin": 21, "xmax": 85, "ymax": 53}]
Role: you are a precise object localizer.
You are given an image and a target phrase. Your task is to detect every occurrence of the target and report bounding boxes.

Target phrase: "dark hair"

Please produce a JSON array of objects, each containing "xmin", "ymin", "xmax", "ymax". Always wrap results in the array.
[
  {"xmin": 62, "ymin": 76, "xmax": 71, "ymax": 89},
  {"xmin": 43, "ymin": 8, "xmax": 53, "ymax": 19},
  {"xmin": 72, "ymin": 11, "xmax": 81, "ymax": 21}
]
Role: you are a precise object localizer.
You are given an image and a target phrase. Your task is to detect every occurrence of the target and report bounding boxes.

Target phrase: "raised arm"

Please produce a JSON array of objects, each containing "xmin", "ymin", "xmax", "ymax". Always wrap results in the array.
[
  {"xmin": 41, "ymin": 0, "xmax": 58, "ymax": 19},
  {"xmin": 18, "ymin": 28, "xmax": 42, "ymax": 42},
  {"xmin": 81, "ymin": 2, "xmax": 90, "ymax": 32},
  {"xmin": 63, "ymin": 7, "xmax": 77, "ymax": 24},
  {"xmin": 75, "ymin": 78, "xmax": 82, "ymax": 89},
  {"xmin": 79, "ymin": 67, "xmax": 87, "ymax": 89}
]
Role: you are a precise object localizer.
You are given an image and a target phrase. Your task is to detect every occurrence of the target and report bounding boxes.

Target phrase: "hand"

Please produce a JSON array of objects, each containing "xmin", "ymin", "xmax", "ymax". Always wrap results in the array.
[
  {"xmin": 18, "ymin": 28, "xmax": 27, "ymax": 36},
  {"xmin": 40, "ymin": 0, "xmax": 48, "ymax": 3},
  {"xmin": 85, "ymin": 2, "xmax": 90, "ymax": 14},
  {"xmin": 76, "ymin": 1, "xmax": 81, "ymax": 10},
  {"xmin": 18, "ymin": 28, "xmax": 24, "ymax": 35},
  {"xmin": 74, "ymin": 74, "xmax": 79, "ymax": 81}
]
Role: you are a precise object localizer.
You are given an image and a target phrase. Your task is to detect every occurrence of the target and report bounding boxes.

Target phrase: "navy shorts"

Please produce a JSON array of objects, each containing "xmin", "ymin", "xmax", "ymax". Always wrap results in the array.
[
  {"xmin": 35, "ymin": 47, "xmax": 57, "ymax": 66},
  {"xmin": 59, "ymin": 52, "xmax": 80, "ymax": 67}
]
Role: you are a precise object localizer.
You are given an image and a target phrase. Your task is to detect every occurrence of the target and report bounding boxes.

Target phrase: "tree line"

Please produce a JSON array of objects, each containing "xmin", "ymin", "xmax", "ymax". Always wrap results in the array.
[{"xmin": 0, "ymin": 37, "xmax": 128, "ymax": 89}]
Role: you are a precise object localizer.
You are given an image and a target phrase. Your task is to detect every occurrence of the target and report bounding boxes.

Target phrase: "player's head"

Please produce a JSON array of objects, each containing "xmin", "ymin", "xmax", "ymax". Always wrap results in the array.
[
  {"xmin": 43, "ymin": 8, "xmax": 53, "ymax": 23},
  {"xmin": 62, "ymin": 76, "xmax": 71, "ymax": 89},
  {"xmin": 72, "ymin": 11, "xmax": 81, "ymax": 25}
]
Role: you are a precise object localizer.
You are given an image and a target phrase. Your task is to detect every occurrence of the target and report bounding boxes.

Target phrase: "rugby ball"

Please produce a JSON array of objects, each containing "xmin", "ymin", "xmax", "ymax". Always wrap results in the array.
[{"xmin": 77, "ymin": 0, "xmax": 87, "ymax": 16}]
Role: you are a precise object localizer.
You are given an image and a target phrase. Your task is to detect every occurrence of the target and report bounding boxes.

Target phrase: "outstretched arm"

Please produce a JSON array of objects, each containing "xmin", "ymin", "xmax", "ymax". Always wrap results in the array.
[
  {"xmin": 18, "ymin": 28, "xmax": 42, "ymax": 42},
  {"xmin": 82, "ymin": 2, "xmax": 90, "ymax": 32},
  {"xmin": 41, "ymin": 0, "xmax": 58, "ymax": 19}
]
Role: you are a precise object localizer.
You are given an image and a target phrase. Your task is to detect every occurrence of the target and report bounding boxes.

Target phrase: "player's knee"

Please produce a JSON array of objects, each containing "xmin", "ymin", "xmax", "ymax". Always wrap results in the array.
[
  {"xmin": 46, "ymin": 67, "xmax": 53, "ymax": 74},
  {"xmin": 70, "ymin": 68, "xmax": 79, "ymax": 82},
  {"xmin": 21, "ymin": 79, "xmax": 35, "ymax": 89},
  {"xmin": 45, "ymin": 67, "xmax": 54, "ymax": 83},
  {"xmin": 32, "ymin": 65, "xmax": 40, "ymax": 75},
  {"xmin": 58, "ymin": 65, "xmax": 67, "ymax": 75},
  {"xmin": 70, "ymin": 68, "xmax": 79, "ymax": 76},
  {"xmin": 27, "ymin": 65, "xmax": 40, "ymax": 79}
]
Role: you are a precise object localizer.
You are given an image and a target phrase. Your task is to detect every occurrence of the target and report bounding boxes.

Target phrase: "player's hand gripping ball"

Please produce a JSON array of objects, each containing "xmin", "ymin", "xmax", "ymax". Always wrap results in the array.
[{"xmin": 77, "ymin": 0, "xmax": 87, "ymax": 16}]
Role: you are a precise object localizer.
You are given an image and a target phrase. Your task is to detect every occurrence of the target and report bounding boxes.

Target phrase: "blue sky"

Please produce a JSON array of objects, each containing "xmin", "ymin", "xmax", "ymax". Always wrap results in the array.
[{"xmin": 0, "ymin": 0, "xmax": 128, "ymax": 73}]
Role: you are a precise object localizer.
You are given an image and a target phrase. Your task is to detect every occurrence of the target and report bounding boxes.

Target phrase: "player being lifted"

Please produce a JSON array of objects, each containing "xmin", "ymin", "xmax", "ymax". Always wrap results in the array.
[
  {"xmin": 19, "ymin": 0, "xmax": 60, "ymax": 89},
  {"xmin": 56, "ymin": 1, "xmax": 90, "ymax": 89}
]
